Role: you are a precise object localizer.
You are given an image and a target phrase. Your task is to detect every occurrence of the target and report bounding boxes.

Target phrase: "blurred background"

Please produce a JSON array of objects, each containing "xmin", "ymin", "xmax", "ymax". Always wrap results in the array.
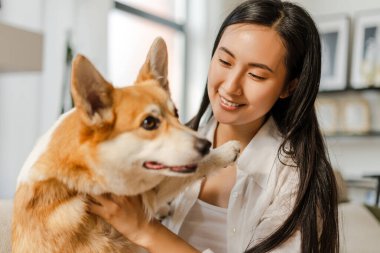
[
  {"xmin": 1, "ymin": 0, "xmax": 380, "ymax": 252},
  {"xmin": 1, "ymin": 0, "xmax": 380, "ymax": 201},
  {"xmin": 1, "ymin": 0, "xmax": 380, "ymax": 203}
]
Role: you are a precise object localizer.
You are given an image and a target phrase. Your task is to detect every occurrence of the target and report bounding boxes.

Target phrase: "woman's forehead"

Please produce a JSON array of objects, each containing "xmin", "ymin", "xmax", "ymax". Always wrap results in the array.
[{"xmin": 219, "ymin": 23, "xmax": 286, "ymax": 71}]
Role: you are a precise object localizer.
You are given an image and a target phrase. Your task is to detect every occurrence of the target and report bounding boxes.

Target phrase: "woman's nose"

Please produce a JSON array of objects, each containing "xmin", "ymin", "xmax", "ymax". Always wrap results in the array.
[{"xmin": 222, "ymin": 71, "xmax": 243, "ymax": 96}]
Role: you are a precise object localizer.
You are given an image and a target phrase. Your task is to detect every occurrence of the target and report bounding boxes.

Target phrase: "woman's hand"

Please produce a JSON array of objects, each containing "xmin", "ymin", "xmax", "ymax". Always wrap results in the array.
[
  {"xmin": 87, "ymin": 194, "xmax": 200, "ymax": 253},
  {"xmin": 88, "ymin": 194, "xmax": 153, "ymax": 247}
]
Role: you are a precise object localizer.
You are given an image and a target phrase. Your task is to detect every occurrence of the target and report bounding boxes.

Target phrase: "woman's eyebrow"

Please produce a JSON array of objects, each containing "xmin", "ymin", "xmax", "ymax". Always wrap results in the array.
[
  {"xmin": 219, "ymin": 46, "xmax": 235, "ymax": 58},
  {"xmin": 219, "ymin": 46, "xmax": 274, "ymax": 73},
  {"xmin": 248, "ymin": 62, "xmax": 273, "ymax": 73}
]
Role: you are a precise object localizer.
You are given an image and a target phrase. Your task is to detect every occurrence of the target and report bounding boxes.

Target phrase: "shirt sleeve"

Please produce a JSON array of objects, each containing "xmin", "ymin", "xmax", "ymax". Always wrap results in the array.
[{"xmin": 251, "ymin": 166, "xmax": 301, "ymax": 252}]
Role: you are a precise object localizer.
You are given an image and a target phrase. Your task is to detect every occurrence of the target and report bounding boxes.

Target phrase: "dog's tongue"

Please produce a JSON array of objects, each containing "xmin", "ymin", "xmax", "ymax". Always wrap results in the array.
[
  {"xmin": 143, "ymin": 161, "xmax": 197, "ymax": 173},
  {"xmin": 170, "ymin": 164, "xmax": 197, "ymax": 172},
  {"xmin": 143, "ymin": 161, "xmax": 165, "ymax": 170}
]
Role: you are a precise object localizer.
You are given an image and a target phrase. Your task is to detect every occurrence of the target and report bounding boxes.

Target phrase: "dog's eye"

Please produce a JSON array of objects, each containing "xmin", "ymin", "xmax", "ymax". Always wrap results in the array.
[{"xmin": 141, "ymin": 116, "xmax": 160, "ymax": 131}]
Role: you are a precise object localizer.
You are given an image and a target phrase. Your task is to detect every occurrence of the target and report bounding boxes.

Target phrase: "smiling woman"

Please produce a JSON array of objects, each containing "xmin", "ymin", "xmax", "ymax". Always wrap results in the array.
[
  {"xmin": 207, "ymin": 24, "xmax": 289, "ymax": 146},
  {"xmin": 183, "ymin": 1, "xmax": 338, "ymax": 252}
]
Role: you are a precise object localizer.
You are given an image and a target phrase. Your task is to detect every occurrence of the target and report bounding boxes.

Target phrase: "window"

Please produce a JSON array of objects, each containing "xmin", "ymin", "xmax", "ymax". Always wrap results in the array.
[{"xmin": 108, "ymin": 0, "xmax": 187, "ymax": 118}]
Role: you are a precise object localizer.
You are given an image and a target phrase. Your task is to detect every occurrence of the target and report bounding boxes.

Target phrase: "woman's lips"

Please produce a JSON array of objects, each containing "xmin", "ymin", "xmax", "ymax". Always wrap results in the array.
[{"xmin": 219, "ymin": 95, "xmax": 244, "ymax": 111}]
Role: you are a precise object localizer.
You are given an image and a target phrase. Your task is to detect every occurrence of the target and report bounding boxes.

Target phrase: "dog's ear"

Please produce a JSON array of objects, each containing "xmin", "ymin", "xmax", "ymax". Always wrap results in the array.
[
  {"xmin": 135, "ymin": 37, "xmax": 169, "ymax": 93},
  {"xmin": 71, "ymin": 54, "xmax": 114, "ymax": 127}
]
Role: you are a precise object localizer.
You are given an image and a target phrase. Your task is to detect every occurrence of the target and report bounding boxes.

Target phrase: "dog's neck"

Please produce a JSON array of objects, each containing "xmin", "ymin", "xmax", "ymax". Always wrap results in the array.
[{"xmin": 25, "ymin": 112, "xmax": 109, "ymax": 194}]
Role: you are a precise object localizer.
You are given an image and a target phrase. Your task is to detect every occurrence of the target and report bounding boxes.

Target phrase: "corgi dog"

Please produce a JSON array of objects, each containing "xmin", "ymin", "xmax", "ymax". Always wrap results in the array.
[{"xmin": 12, "ymin": 37, "xmax": 240, "ymax": 253}]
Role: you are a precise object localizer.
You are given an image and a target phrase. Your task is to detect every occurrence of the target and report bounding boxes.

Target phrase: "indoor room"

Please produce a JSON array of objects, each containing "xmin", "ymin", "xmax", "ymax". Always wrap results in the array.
[{"xmin": 1, "ymin": 0, "xmax": 380, "ymax": 252}]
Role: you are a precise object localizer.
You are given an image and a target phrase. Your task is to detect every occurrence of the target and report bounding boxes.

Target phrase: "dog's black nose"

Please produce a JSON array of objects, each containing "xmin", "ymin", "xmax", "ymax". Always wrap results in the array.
[{"xmin": 194, "ymin": 138, "xmax": 211, "ymax": 156}]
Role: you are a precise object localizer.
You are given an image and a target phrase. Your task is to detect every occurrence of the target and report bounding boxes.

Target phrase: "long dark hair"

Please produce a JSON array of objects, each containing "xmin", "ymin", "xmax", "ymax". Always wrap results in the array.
[{"xmin": 187, "ymin": 0, "xmax": 339, "ymax": 252}]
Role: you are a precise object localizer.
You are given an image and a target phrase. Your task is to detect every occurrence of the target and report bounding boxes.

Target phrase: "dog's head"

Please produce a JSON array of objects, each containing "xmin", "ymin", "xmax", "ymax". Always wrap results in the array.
[{"xmin": 71, "ymin": 38, "xmax": 211, "ymax": 195}]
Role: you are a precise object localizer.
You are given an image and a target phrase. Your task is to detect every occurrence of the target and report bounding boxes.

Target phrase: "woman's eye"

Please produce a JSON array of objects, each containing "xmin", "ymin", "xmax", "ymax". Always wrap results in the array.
[
  {"xmin": 219, "ymin": 59, "xmax": 231, "ymax": 66},
  {"xmin": 249, "ymin": 73, "xmax": 266, "ymax": 80},
  {"xmin": 141, "ymin": 116, "xmax": 160, "ymax": 131}
]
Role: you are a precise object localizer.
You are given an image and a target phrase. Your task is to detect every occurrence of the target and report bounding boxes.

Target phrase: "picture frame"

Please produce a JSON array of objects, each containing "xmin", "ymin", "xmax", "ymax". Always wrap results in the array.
[
  {"xmin": 340, "ymin": 96, "xmax": 371, "ymax": 134},
  {"xmin": 351, "ymin": 10, "xmax": 380, "ymax": 89},
  {"xmin": 315, "ymin": 97, "xmax": 339, "ymax": 135},
  {"xmin": 316, "ymin": 15, "xmax": 350, "ymax": 91}
]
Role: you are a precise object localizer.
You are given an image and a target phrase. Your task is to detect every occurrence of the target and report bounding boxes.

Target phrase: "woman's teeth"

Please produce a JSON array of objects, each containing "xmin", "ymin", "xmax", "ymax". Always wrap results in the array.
[{"xmin": 220, "ymin": 96, "xmax": 241, "ymax": 108}]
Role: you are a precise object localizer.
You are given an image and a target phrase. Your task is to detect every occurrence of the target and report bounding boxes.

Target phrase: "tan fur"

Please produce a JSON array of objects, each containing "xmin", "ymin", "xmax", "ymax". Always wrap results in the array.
[
  {"xmin": 12, "ymin": 37, "xmax": 240, "ymax": 253},
  {"xmin": 13, "ymin": 179, "xmax": 129, "ymax": 253}
]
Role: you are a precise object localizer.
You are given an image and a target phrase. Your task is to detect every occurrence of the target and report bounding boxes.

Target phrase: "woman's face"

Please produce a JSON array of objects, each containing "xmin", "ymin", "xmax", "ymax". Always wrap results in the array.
[{"xmin": 208, "ymin": 23, "xmax": 289, "ymax": 128}]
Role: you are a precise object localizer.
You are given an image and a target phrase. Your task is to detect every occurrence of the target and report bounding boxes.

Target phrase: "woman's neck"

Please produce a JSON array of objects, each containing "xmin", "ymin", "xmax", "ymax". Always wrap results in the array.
[{"xmin": 214, "ymin": 118, "xmax": 266, "ymax": 150}]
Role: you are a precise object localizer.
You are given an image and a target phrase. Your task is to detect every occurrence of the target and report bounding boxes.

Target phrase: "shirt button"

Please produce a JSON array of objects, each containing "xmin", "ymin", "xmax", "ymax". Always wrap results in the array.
[
  {"xmin": 232, "ymin": 192, "xmax": 239, "ymax": 198},
  {"xmin": 232, "ymin": 228, "xmax": 236, "ymax": 233}
]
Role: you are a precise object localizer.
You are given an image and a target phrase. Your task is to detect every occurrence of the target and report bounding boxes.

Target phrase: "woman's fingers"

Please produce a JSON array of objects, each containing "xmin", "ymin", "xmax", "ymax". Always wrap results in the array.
[
  {"xmin": 87, "ymin": 198, "xmax": 104, "ymax": 216},
  {"xmin": 88, "ymin": 194, "xmax": 111, "ymax": 206},
  {"xmin": 87, "ymin": 194, "xmax": 119, "ymax": 221},
  {"xmin": 85, "ymin": 193, "xmax": 169, "ymax": 249}
]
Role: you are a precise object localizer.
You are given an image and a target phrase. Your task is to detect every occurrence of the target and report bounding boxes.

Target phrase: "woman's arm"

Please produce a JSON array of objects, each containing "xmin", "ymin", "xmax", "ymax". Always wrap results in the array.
[{"xmin": 88, "ymin": 194, "xmax": 201, "ymax": 253}]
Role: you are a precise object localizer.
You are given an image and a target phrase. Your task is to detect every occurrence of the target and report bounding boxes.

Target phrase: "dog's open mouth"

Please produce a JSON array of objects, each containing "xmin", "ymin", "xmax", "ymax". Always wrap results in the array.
[{"xmin": 143, "ymin": 161, "xmax": 197, "ymax": 173}]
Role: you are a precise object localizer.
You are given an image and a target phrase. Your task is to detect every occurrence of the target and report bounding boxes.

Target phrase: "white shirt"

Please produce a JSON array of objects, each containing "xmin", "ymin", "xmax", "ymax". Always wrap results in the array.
[
  {"xmin": 178, "ymin": 199, "xmax": 227, "ymax": 253},
  {"xmin": 162, "ymin": 116, "xmax": 301, "ymax": 253}
]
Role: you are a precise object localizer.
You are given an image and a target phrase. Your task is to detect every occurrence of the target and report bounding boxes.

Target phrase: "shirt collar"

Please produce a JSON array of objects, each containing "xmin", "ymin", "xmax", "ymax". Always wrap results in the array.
[{"xmin": 199, "ymin": 116, "xmax": 283, "ymax": 189}]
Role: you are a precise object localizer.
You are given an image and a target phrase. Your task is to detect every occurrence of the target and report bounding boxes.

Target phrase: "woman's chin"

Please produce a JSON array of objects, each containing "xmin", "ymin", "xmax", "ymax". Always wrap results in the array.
[{"xmin": 212, "ymin": 108, "xmax": 240, "ymax": 124}]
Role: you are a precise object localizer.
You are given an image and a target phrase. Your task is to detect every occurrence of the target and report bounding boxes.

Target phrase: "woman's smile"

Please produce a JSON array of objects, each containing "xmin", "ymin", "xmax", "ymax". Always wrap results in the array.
[{"xmin": 219, "ymin": 95, "xmax": 244, "ymax": 111}]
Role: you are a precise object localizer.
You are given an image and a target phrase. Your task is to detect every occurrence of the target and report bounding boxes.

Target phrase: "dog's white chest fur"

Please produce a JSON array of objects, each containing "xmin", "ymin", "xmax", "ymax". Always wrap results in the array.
[{"xmin": 17, "ymin": 111, "xmax": 73, "ymax": 186}]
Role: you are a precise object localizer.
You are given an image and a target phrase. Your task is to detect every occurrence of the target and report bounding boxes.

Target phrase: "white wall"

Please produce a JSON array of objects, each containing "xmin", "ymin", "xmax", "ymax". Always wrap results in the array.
[
  {"xmin": 0, "ymin": 0, "xmax": 43, "ymax": 198},
  {"xmin": 293, "ymin": 0, "xmax": 380, "ymax": 178},
  {"xmin": 40, "ymin": 0, "xmax": 111, "ymax": 135},
  {"xmin": 293, "ymin": 0, "xmax": 380, "ymax": 16}
]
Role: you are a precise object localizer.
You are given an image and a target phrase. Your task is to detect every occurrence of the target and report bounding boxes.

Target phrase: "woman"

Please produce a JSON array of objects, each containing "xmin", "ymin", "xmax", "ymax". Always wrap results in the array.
[{"xmin": 89, "ymin": 0, "xmax": 339, "ymax": 252}]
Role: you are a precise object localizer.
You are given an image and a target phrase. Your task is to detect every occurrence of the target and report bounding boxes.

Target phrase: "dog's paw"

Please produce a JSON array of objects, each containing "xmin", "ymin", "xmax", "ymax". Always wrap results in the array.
[
  {"xmin": 198, "ymin": 140, "xmax": 241, "ymax": 171},
  {"xmin": 154, "ymin": 202, "xmax": 172, "ymax": 221},
  {"xmin": 216, "ymin": 140, "xmax": 241, "ymax": 162}
]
